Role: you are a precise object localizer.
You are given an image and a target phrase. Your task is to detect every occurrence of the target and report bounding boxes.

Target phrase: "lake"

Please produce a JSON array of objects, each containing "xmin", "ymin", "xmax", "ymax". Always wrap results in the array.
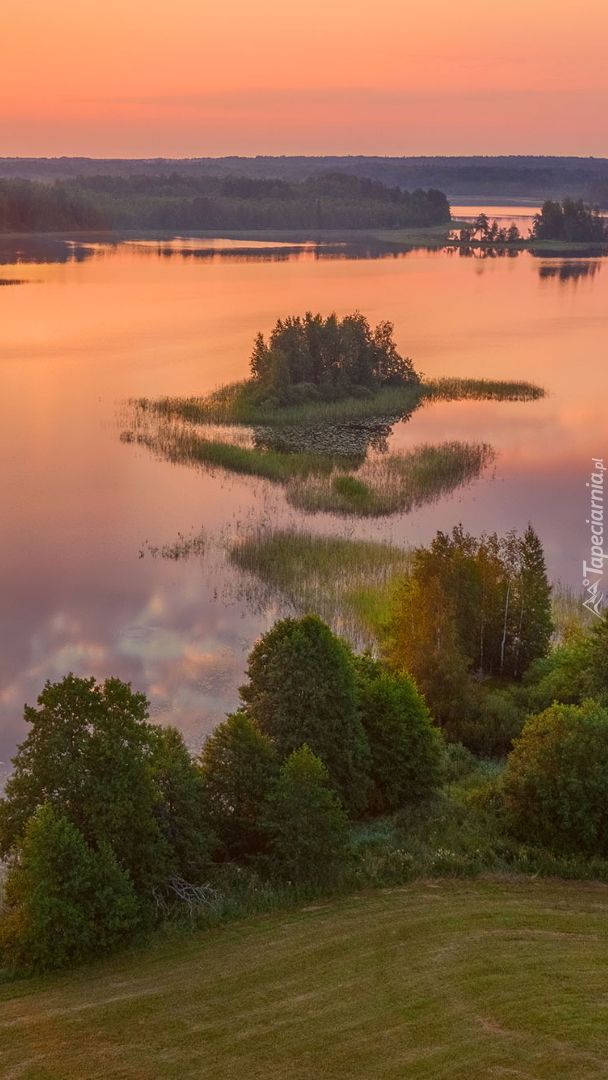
[{"xmin": 1, "ymin": 217, "xmax": 606, "ymax": 765}]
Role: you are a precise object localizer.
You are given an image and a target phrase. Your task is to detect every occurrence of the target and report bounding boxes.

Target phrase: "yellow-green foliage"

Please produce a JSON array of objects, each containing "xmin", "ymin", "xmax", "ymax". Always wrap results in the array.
[{"xmin": 230, "ymin": 530, "xmax": 410, "ymax": 640}]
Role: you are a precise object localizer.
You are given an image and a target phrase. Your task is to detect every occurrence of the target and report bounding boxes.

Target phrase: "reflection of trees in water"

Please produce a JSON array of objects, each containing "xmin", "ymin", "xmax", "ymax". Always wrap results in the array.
[
  {"xmin": 0, "ymin": 236, "xmax": 427, "ymax": 267},
  {"xmin": 128, "ymin": 240, "xmax": 423, "ymax": 262},
  {"xmin": 0, "ymin": 238, "xmax": 96, "ymax": 265},
  {"xmin": 538, "ymin": 261, "xmax": 602, "ymax": 282},
  {"xmin": 251, "ymin": 414, "xmax": 415, "ymax": 460},
  {"xmin": 445, "ymin": 244, "xmax": 521, "ymax": 260}
]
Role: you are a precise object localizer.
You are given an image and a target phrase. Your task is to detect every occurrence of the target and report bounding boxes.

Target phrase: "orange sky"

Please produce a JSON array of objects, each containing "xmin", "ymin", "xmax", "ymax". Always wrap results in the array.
[{"xmin": 2, "ymin": 0, "xmax": 608, "ymax": 156}]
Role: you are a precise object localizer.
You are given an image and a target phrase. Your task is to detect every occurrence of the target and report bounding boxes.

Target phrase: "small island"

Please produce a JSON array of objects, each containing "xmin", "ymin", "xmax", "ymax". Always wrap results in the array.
[
  {"xmin": 125, "ymin": 313, "xmax": 544, "ymax": 518},
  {"xmin": 138, "ymin": 311, "xmax": 544, "ymax": 429}
]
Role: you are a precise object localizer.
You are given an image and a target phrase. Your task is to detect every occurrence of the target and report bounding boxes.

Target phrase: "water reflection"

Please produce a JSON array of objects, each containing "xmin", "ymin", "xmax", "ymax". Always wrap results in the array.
[
  {"xmin": 538, "ymin": 261, "xmax": 602, "ymax": 282},
  {"xmin": 1, "ymin": 227, "xmax": 607, "ymax": 766},
  {"xmin": 0, "ymin": 234, "xmax": 431, "ymax": 268},
  {"xmin": 0, "ymin": 237, "xmax": 98, "ymax": 265},
  {"xmin": 251, "ymin": 417, "xmax": 403, "ymax": 459}
]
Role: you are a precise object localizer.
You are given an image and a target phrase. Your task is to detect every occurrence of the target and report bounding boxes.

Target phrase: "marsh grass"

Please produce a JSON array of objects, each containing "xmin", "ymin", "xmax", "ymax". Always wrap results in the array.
[
  {"xmin": 140, "ymin": 530, "xmax": 206, "ymax": 560},
  {"xmin": 123, "ymin": 420, "xmax": 495, "ymax": 519},
  {"xmin": 229, "ymin": 529, "xmax": 410, "ymax": 639},
  {"xmin": 425, "ymin": 376, "xmax": 545, "ymax": 402},
  {"xmin": 135, "ymin": 375, "xmax": 544, "ymax": 428},
  {"xmin": 287, "ymin": 441, "xmax": 496, "ymax": 517},
  {"xmin": 121, "ymin": 423, "xmax": 346, "ymax": 481}
]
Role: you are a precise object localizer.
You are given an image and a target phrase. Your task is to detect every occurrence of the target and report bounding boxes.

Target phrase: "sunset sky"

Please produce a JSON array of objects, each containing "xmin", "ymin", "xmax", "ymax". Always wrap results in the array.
[{"xmin": 3, "ymin": 0, "xmax": 608, "ymax": 157}]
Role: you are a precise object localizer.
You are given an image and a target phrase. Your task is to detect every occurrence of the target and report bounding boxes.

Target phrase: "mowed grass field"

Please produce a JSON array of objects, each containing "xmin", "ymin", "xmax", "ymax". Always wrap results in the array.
[{"xmin": 3, "ymin": 878, "xmax": 608, "ymax": 1080}]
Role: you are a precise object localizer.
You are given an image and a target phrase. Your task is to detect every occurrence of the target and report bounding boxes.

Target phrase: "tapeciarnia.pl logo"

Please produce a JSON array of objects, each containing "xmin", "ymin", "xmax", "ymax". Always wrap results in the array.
[{"xmin": 583, "ymin": 457, "xmax": 606, "ymax": 618}]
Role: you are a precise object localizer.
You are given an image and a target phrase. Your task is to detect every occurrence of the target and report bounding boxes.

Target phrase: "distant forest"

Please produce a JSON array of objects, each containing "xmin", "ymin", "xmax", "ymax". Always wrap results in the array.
[
  {"xmin": 2, "ymin": 155, "xmax": 608, "ymax": 201},
  {"xmin": 0, "ymin": 174, "xmax": 450, "ymax": 233}
]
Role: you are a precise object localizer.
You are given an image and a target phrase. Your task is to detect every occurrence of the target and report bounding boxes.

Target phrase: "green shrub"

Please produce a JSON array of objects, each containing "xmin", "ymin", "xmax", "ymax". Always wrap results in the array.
[
  {"xmin": 200, "ymin": 713, "xmax": 279, "ymax": 861},
  {"xmin": 240, "ymin": 615, "xmax": 370, "ymax": 816},
  {"xmin": 354, "ymin": 655, "xmax": 443, "ymax": 814},
  {"xmin": 263, "ymin": 746, "xmax": 350, "ymax": 882},
  {"xmin": 441, "ymin": 742, "xmax": 479, "ymax": 784},
  {"xmin": 444, "ymin": 687, "xmax": 526, "ymax": 757},
  {"xmin": 502, "ymin": 699, "xmax": 608, "ymax": 856},
  {"xmin": 0, "ymin": 805, "xmax": 139, "ymax": 973},
  {"xmin": 151, "ymin": 726, "xmax": 214, "ymax": 881},
  {"xmin": 0, "ymin": 675, "xmax": 172, "ymax": 912}
]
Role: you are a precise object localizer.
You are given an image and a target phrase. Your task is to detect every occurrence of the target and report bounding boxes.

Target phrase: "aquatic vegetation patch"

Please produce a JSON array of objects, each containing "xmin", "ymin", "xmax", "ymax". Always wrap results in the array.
[
  {"xmin": 287, "ymin": 441, "xmax": 496, "ymax": 517},
  {"xmin": 134, "ymin": 375, "xmax": 545, "ymax": 429},
  {"xmin": 229, "ymin": 529, "xmax": 410, "ymax": 639},
  {"xmin": 140, "ymin": 529, "xmax": 206, "ymax": 560},
  {"xmin": 121, "ymin": 423, "xmax": 347, "ymax": 481},
  {"xmin": 122, "ymin": 422, "xmax": 494, "ymax": 519},
  {"xmin": 425, "ymin": 377, "xmax": 545, "ymax": 402}
]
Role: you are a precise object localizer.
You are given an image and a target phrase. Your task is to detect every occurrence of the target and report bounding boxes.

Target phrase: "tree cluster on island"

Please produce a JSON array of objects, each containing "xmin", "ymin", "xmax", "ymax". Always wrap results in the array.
[
  {"xmin": 0, "ymin": 173, "xmax": 451, "ymax": 233},
  {"xmin": 458, "ymin": 213, "xmax": 522, "ymax": 245},
  {"xmin": 247, "ymin": 312, "xmax": 420, "ymax": 408},
  {"xmin": 531, "ymin": 197, "xmax": 607, "ymax": 242},
  {"xmin": 2, "ymin": 526, "xmax": 608, "ymax": 976}
]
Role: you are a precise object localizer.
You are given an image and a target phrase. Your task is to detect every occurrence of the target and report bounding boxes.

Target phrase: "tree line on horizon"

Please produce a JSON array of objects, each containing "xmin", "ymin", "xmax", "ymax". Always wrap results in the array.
[{"xmin": 0, "ymin": 173, "xmax": 451, "ymax": 233}]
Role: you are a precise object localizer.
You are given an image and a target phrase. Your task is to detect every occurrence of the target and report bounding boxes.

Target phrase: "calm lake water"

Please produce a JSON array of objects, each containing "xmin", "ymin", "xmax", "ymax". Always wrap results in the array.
[{"xmin": 1, "ymin": 215, "xmax": 606, "ymax": 764}]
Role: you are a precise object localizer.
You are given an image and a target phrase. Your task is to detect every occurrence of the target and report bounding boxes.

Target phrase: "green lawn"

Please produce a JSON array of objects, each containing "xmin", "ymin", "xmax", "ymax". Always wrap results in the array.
[{"xmin": 2, "ymin": 878, "xmax": 608, "ymax": 1079}]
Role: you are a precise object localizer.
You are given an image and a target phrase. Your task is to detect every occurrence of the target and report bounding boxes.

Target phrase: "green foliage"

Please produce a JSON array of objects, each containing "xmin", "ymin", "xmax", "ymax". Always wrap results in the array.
[
  {"xmin": 150, "ymin": 726, "xmax": 213, "ymax": 881},
  {"xmin": 138, "ymin": 376, "xmax": 543, "ymax": 430},
  {"xmin": 354, "ymin": 654, "xmax": 443, "ymax": 814},
  {"xmin": 388, "ymin": 524, "xmax": 553, "ymax": 732},
  {"xmin": 532, "ymin": 198, "xmax": 607, "ymax": 242},
  {"xmin": 0, "ymin": 804, "xmax": 139, "ymax": 973},
  {"xmin": 0, "ymin": 173, "xmax": 450, "ymax": 233},
  {"xmin": 0, "ymin": 674, "xmax": 172, "ymax": 908},
  {"xmin": 240, "ymin": 615, "xmax": 370, "ymax": 816},
  {"xmin": 502, "ymin": 700, "xmax": 608, "ymax": 856},
  {"xmin": 586, "ymin": 611, "xmax": 608, "ymax": 704},
  {"xmin": 523, "ymin": 626, "xmax": 595, "ymax": 712},
  {"xmin": 249, "ymin": 311, "xmax": 420, "ymax": 406},
  {"xmin": 200, "ymin": 713, "xmax": 279, "ymax": 860},
  {"xmin": 263, "ymin": 746, "xmax": 350, "ymax": 882},
  {"xmin": 443, "ymin": 685, "xmax": 527, "ymax": 758}
]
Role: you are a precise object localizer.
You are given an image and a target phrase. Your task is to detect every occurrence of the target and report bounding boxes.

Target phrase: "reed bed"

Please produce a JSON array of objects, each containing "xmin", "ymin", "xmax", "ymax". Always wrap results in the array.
[
  {"xmin": 229, "ymin": 528, "xmax": 410, "ymax": 640},
  {"xmin": 123, "ymin": 418, "xmax": 494, "ymax": 519},
  {"xmin": 424, "ymin": 377, "xmax": 545, "ymax": 402},
  {"xmin": 121, "ymin": 423, "xmax": 345, "ymax": 481},
  {"xmin": 287, "ymin": 441, "xmax": 496, "ymax": 517},
  {"xmin": 134, "ymin": 375, "xmax": 544, "ymax": 429}
]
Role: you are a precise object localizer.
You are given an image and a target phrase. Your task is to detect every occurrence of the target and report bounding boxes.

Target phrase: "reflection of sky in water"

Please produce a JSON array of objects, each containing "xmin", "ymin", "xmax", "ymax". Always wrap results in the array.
[{"xmin": 0, "ymin": 229, "xmax": 607, "ymax": 765}]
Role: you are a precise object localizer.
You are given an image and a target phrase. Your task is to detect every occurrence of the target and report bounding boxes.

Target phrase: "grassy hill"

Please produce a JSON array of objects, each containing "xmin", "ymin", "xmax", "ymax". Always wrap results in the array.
[{"xmin": 2, "ymin": 877, "xmax": 608, "ymax": 1079}]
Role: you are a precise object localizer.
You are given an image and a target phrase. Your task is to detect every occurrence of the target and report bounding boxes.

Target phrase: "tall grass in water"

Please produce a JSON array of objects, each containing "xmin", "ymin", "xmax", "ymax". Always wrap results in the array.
[
  {"xmin": 230, "ymin": 529, "xmax": 410, "ymax": 640},
  {"xmin": 121, "ymin": 422, "xmax": 347, "ymax": 481},
  {"xmin": 123, "ymin": 422, "xmax": 495, "ymax": 519},
  {"xmin": 425, "ymin": 377, "xmax": 545, "ymax": 402},
  {"xmin": 135, "ymin": 376, "xmax": 545, "ymax": 428},
  {"xmin": 288, "ymin": 441, "xmax": 496, "ymax": 517}
]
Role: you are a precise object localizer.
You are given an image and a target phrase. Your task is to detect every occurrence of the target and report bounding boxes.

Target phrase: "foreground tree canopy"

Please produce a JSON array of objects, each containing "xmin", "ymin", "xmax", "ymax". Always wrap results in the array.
[
  {"xmin": 388, "ymin": 524, "xmax": 553, "ymax": 753},
  {"xmin": 248, "ymin": 312, "xmax": 420, "ymax": 407}
]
